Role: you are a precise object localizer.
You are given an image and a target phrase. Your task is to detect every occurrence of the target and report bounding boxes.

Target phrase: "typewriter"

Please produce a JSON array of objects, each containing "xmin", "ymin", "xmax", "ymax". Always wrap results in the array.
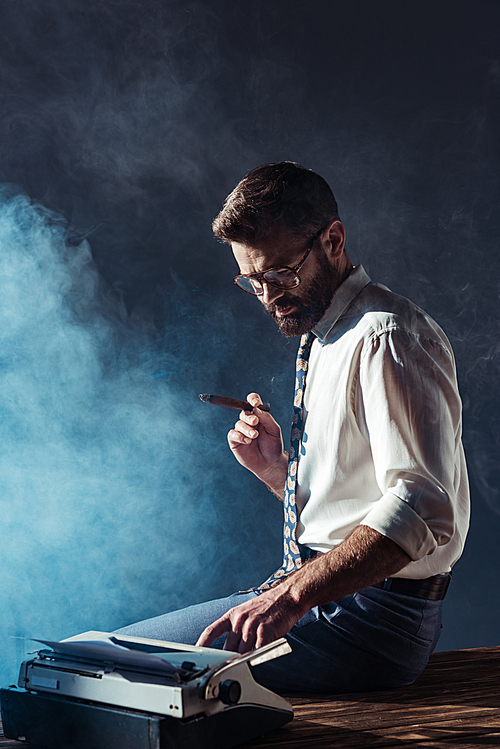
[{"xmin": 1, "ymin": 630, "xmax": 293, "ymax": 749}]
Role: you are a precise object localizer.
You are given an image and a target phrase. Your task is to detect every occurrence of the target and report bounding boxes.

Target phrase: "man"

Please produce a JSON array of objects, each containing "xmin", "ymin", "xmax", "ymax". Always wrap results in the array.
[{"xmin": 117, "ymin": 162, "xmax": 469, "ymax": 694}]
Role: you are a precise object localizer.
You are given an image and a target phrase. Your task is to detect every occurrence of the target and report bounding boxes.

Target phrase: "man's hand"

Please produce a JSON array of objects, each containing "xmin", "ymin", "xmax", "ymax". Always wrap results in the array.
[
  {"xmin": 196, "ymin": 587, "xmax": 307, "ymax": 654},
  {"xmin": 227, "ymin": 392, "xmax": 288, "ymax": 498}
]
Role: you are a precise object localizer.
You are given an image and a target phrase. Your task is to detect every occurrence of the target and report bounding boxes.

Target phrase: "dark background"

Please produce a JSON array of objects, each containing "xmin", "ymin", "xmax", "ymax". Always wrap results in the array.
[{"xmin": 0, "ymin": 0, "xmax": 498, "ymax": 682}]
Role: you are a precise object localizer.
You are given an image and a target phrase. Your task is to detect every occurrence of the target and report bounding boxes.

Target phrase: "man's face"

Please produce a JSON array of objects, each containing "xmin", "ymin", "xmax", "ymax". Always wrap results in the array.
[{"xmin": 232, "ymin": 228, "xmax": 343, "ymax": 337}]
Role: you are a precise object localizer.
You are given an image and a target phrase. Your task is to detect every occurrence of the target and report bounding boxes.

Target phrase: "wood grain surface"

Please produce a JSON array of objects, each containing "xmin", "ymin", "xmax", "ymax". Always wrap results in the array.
[{"xmin": 1, "ymin": 646, "xmax": 499, "ymax": 748}]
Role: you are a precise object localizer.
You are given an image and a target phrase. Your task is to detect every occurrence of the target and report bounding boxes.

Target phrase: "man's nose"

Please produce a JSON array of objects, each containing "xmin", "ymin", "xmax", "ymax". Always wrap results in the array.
[{"xmin": 260, "ymin": 281, "xmax": 285, "ymax": 305}]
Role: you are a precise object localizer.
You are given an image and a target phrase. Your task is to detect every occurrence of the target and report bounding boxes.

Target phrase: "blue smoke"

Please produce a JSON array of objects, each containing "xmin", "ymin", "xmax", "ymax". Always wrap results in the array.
[{"xmin": 0, "ymin": 187, "xmax": 283, "ymax": 685}]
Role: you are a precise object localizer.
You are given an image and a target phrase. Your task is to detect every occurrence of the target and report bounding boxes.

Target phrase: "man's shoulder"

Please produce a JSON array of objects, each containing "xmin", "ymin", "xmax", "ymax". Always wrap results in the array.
[{"xmin": 343, "ymin": 281, "xmax": 451, "ymax": 352}]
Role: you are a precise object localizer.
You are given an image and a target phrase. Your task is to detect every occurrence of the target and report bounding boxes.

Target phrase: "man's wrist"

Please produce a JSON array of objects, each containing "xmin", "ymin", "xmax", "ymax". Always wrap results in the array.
[
  {"xmin": 278, "ymin": 567, "xmax": 317, "ymax": 610},
  {"xmin": 267, "ymin": 577, "xmax": 311, "ymax": 620},
  {"xmin": 258, "ymin": 452, "xmax": 289, "ymax": 498}
]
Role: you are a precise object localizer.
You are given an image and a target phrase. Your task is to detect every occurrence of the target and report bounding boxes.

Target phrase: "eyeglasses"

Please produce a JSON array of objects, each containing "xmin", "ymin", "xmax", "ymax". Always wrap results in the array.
[{"xmin": 233, "ymin": 231, "xmax": 322, "ymax": 296}]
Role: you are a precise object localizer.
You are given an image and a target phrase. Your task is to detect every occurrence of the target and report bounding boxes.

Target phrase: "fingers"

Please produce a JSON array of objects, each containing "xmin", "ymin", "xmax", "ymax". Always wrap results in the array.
[
  {"xmin": 228, "ymin": 420, "xmax": 258, "ymax": 448},
  {"xmin": 196, "ymin": 614, "xmax": 253, "ymax": 654},
  {"xmin": 227, "ymin": 392, "xmax": 284, "ymax": 481},
  {"xmin": 255, "ymin": 624, "xmax": 271, "ymax": 650},
  {"xmin": 227, "ymin": 394, "xmax": 263, "ymax": 447},
  {"xmin": 196, "ymin": 609, "xmax": 257, "ymax": 655},
  {"xmin": 226, "ymin": 621, "xmax": 276, "ymax": 653},
  {"xmin": 234, "ymin": 415, "xmax": 259, "ymax": 444},
  {"xmin": 196, "ymin": 616, "xmax": 231, "ymax": 648},
  {"xmin": 224, "ymin": 624, "xmax": 256, "ymax": 654}
]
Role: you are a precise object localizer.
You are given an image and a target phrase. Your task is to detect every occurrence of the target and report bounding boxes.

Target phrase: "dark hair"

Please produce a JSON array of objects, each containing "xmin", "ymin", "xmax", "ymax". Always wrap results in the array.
[{"xmin": 212, "ymin": 161, "xmax": 340, "ymax": 245}]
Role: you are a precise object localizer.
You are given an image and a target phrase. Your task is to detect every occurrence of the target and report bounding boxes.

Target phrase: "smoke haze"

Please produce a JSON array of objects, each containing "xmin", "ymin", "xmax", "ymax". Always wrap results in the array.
[{"xmin": 0, "ymin": 187, "xmax": 288, "ymax": 683}]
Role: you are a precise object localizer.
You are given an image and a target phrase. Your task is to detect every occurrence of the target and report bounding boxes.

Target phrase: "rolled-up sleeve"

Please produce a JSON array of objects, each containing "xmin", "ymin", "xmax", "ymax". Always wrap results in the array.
[{"xmin": 358, "ymin": 327, "xmax": 463, "ymax": 561}]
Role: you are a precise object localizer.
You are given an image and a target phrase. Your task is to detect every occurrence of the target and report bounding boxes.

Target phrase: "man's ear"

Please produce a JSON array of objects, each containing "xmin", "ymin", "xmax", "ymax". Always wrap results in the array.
[{"xmin": 323, "ymin": 220, "xmax": 346, "ymax": 260}]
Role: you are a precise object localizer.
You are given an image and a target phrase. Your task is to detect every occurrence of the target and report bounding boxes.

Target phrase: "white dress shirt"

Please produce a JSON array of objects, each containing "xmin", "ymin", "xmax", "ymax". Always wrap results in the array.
[{"xmin": 296, "ymin": 266, "xmax": 470, "ymax": 578}]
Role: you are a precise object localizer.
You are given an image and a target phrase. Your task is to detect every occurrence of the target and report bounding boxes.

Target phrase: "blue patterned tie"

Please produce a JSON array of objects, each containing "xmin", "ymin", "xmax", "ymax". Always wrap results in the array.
[{"xmin": 259, "ymin": 332, "xmax": 314, "ymax": 590}]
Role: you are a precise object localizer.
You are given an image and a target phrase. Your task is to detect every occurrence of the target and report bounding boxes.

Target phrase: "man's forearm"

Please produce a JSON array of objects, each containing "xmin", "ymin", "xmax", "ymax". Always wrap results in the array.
[
  {"xmin": 279, "ymin": 525, "xmax": 412, "ymax": 610},
  {"xmin": 196, "ymin": 524, "xmax": 413, "ymax": 653}
]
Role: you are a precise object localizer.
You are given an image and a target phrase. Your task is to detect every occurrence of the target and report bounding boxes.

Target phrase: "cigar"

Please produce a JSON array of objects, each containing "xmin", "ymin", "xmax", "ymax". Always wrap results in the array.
[{"xmin": 199, "ymin": 394, "xmax": 271, "ymax": 412}]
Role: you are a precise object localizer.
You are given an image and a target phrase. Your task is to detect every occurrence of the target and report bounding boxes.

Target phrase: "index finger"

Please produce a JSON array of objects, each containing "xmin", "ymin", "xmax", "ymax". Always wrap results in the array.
[{"xmin": 196, "ymin": 615, "xmax": 231, "ymax": 648}]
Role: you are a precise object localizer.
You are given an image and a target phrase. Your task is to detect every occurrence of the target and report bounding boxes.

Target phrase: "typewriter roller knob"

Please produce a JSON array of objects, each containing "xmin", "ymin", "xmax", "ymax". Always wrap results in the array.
[{"xmin": 218, "ymin": 679, "xmax": 241, "ymax": 705}]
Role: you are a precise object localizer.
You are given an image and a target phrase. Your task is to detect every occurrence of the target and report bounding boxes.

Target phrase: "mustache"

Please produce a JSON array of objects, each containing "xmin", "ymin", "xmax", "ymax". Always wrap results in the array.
[{"xmin": 264, "ymin": 294, "xmax": 301, "ymax": 314}]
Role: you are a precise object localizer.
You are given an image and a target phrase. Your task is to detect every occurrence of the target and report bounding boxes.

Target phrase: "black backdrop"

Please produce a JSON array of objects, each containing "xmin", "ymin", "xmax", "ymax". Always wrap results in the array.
[{"xmin": 0, "ymin": 0, "xmax": 498, "ymax": 683}]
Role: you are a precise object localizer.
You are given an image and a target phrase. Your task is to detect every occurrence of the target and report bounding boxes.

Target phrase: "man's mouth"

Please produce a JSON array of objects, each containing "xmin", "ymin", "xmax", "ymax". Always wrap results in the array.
[
  {"xmin": 275, "ymin": 304, "xmax": 297, "ymax": 316},
  {"xmin": 266, "ymin": 297, "xmax": 299, "ymax": 317}
]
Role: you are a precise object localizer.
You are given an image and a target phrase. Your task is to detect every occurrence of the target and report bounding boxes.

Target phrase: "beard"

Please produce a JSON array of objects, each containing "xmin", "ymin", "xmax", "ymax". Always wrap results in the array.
[{"xmin": 263, "ymin": 250, "xmax": 342, "ymax": 337}]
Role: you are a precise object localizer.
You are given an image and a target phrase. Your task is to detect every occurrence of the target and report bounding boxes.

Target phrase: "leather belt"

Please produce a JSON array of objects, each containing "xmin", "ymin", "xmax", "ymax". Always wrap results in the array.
[{"xmin": 372, "ymin": 573, "xmax": 451, "ymax": 601}]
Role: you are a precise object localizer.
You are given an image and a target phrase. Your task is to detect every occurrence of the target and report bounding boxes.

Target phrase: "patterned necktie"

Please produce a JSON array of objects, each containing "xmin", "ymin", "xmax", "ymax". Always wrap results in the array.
[{"xmin": 259, "ymin": 331, "xmax": 314, "ymax": 590}]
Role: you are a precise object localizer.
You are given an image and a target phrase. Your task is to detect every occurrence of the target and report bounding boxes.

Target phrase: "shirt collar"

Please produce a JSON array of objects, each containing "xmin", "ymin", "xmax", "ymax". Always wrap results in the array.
[{"xmin": 312, "ymin": 265, "xmax": 371, "ymax": 342}]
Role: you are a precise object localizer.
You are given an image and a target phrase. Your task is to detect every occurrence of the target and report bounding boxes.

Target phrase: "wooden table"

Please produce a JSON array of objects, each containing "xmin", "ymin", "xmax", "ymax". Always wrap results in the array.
[{"xmin": 2, "ymin": 646, "xmax": 499, "ymax": 748}]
